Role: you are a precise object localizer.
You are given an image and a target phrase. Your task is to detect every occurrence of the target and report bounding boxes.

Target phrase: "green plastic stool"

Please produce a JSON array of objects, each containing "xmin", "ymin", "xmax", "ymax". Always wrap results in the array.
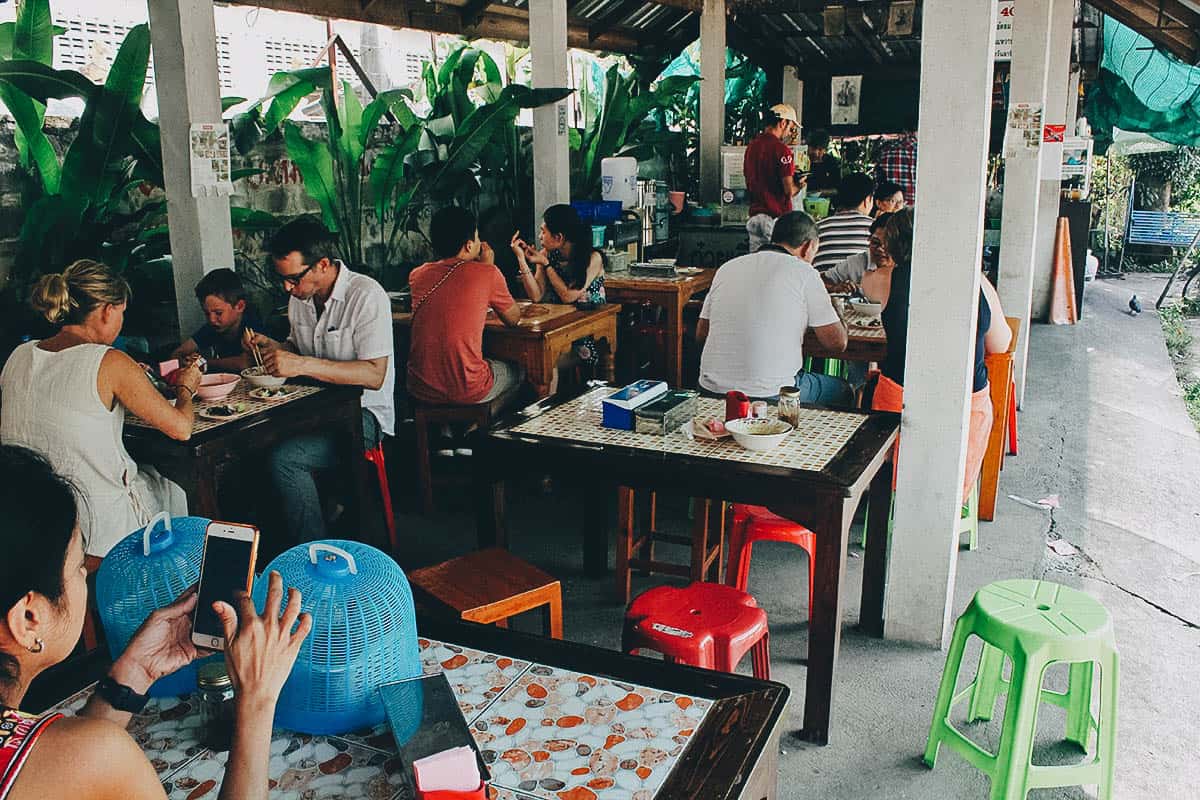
[
  {"xmin": 923, "ymin": 580, "xmax": 1119, "ymax": 799},
  {"xmin": 861, "ymin": 480, "xmax": 977, "ymax": 550}
]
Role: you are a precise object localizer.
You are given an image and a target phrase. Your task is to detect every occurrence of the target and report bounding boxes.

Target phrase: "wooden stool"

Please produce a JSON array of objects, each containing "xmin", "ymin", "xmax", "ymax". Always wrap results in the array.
[
  {"xmin": 407, "ymin": 547, "xmax": 564, "ymax": 639},
  {"xmin": 614, "ymin": 487, "xmax": 724, "ymax": 603},
  {"xmin": 412, "ymin": 389, "xmax": 516, "ymax": 514}
]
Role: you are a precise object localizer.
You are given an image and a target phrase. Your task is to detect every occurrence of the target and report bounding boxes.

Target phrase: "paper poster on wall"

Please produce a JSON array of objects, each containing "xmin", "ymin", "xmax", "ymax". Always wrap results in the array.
[
  {"xmin": 189, "ymin": 123, "xmax": 233, "ymax": 197},
  {"xmin": 887, "ymin": 2, "xmax": 916, "ymax": 36},
  {"xmin": 995, "ymin": 0, "xmax": 1015, "ymax": 61},
  {"xmin": 823, "ymin": 6, "xmax": 846, "ymax": 36},
  {"xmin": 1002, "ymin": 102, "xmax": 1042, "ymax": 157},
  {"xmin": 830, "ymin": 76, "xmax": 862, "ymax": 126},
  {"xmin": 1040, "ymin": 124, "xmax": 1066, "ymax": 180}
]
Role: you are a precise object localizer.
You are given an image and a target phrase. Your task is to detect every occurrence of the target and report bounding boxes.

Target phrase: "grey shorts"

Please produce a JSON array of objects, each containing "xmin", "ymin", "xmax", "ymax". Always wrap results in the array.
[
  {"xmin": 482, "ymin": 358, "xmax": 523, "ymax": 402},
  {"xmin": 746, "ymin": 214, "xmax": 776, "ymax": 252}
]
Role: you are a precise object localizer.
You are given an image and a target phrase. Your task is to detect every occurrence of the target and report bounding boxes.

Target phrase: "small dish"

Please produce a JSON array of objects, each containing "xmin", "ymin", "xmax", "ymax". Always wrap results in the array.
[
  {"xmin": 846, "ymin": 298, "xmax": 883, "ymax": 319},
  {"xmin": 248, "ymin": 386, "xmax": 294, "ymax": 401},
  {"xmin": 241, "ymin": 366, "xmax": 287, "ymax": 389},
  {"xmin": 194, "ymin": 373, "xmax": 240, "ymax": 401},
  {"xmin": 685, "ymin": 416, "xmax": 731, "ymax": 441},
  {"xmin": 198, "ymin": 401, "xmax": 251, "ymax": 421},
  {"xmin": 675, "ymin": 266, "xmax": 703, "ymax": 275},
  {"xmin": 725, "ymin": 417, "xmax": 794, "ymax": 451}
]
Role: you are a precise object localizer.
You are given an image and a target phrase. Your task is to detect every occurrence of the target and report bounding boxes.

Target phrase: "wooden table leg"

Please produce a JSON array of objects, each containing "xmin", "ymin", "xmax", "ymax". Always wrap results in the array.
[
  {"xmin": 543, "ymin": 587, "xmax": 564, "ymax": 639},
  {"xmin": 793, "ymin": 495, "xmax": 853, "ymax": 745},
  {"xmin": 193, "ymin": 453, "xmax": 222, "ymax": 518},
  {"xmin": 344, "ymin": 409, "xmax": 382, "ymax": 550},
  {"xmin": 689, "ymin": 498, "xmax": 710, "ymax": 583},
  {"xmin": 665, "ymin": 295, "xmax": 684, "ymax": 387},
  {"xmin": 584, "ymin": 493, "xmax": 609, "ymax": 578},
  {"xmin": 860, "ymin": 466, "xmax": 893, "ymax": 637},
  {"xmin": 615, "ymin": 487, "xmax": 635, "ymax": 603}
]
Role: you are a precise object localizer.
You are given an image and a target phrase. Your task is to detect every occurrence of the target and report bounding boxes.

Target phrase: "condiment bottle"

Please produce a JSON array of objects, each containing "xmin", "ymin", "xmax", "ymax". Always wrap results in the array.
[
  {"xmin": 777, "ymin": 386, "xmax": 802, "ymax": 427},
  {"xmin": 198, "ymin": 661, "xmax": 236, "ymax": 751}
]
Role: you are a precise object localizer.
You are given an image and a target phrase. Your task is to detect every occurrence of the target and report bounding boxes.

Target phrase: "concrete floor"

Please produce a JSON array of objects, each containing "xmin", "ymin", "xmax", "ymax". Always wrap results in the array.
[{"xmin": 392, "ymin": 273, "xmax": 1200, "ymax": 799}]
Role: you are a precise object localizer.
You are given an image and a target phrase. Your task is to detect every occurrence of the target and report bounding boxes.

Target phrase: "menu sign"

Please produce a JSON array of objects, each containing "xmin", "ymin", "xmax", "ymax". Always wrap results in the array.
[{"xmin": 995, "ymin": 0, "xmax": 1015, "ymax": 61}]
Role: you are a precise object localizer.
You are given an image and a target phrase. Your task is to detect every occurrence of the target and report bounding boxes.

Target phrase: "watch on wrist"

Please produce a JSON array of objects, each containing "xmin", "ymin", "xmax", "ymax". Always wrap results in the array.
[{"xmin": 96, "ymin": 675, "xmax": 150, "ymax": 713}]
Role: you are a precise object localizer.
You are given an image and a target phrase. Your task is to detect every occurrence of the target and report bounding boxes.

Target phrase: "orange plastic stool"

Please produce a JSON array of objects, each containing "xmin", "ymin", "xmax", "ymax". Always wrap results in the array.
[
  {"xmin": 364, "ymin": 443, "xmax": 397, "ymax": 552},
  {"xmin": 726, "ymin": 504, "xmax": 816, "ymax": 623},
  {"xmin": 1007, "ymin": 381, "xmax": 1018, "ymax": 456},
  {"xmin": 623, "ymin": 582, "xmax": 770, "ymax": 679}
]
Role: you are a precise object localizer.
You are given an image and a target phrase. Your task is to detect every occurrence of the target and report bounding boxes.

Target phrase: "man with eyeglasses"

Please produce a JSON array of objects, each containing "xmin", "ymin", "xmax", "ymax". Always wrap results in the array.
[
  {"xmin": 246, "ymin": 216, "xmax": 394, "ymax": 542},
  {"xmin": 821, "ymin": 212, "xmax": 894, "ymax": 292}
]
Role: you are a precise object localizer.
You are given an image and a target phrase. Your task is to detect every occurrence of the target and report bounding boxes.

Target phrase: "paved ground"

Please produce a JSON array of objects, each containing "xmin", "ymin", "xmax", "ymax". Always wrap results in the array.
[{"xmin": 392, "ymin": 272, "xmax": 1200, "ymax": 798}]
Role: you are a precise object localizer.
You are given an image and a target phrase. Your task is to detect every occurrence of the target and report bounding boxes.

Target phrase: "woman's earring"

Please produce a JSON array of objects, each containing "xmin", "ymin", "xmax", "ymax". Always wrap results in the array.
[{"xmin": 28, "ymin": 638, "xmax": 44, "ymax": 654}]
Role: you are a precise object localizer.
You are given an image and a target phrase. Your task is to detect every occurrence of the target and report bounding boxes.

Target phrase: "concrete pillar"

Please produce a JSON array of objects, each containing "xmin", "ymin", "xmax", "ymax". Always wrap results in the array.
[
  {"xmin": 884, "ymin": 0, "xmax": 997, "ymax": 647},
  {"xmin": 147, "ymin": 0, "xmax": 235, "ymax": 340},
  {"xmin": 698, "ymin": 0, "xmax": 725, "ymax": 203},
  {"xmin": 530, "ymin": 0, "xmax": 570, "ymax": 218},
  {"xmin": 997, "ymin": 0, "xmax": 1056, "ymax": 409},
  {"xmin": 782, "ymin": 67, "xmax": 804, "ymax": 133},
  {"xmin": 1023, "ymin": 0, "xmax": 1074, "ymax": 401}
]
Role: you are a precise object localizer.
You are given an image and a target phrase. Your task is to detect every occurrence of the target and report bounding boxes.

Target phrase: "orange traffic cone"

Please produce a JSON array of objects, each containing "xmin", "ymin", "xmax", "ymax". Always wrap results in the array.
[{"xmin": 1048, "ymin": 217, "xmax": 1077, "ymax": 325}]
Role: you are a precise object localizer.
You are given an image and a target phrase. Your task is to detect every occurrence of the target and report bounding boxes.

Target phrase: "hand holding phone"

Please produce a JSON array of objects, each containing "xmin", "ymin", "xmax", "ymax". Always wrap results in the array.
[{"xmin": 192, "ymin": 522, "xmax": 260, "ymax": 651}]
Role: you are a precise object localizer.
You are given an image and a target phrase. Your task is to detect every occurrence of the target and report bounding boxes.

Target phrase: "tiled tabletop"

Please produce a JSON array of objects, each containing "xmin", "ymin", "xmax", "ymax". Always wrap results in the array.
[
  {"xmin": 50, "ymin": 637, "xmax": 712, "ymax": 800},
  {"xmin": 125, "ymin": 383, "xmax": 322, "ymax": 434},
  {"xmin": 510, "ymin": 388, "xmax": 867, "ymax": 473}
]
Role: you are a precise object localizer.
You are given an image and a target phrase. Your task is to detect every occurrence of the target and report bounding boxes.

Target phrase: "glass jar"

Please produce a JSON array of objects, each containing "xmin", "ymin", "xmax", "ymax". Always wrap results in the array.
[
  {"xmin": 198, "ymin": 661, "xmax": 236, "ymax": 752},
  {"xmin": 777, "ymin": 386, "xmax": 802, "ymax": 428}
]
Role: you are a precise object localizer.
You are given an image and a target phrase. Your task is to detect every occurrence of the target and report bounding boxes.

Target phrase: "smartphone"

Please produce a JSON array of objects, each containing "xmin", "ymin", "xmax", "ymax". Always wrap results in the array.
[{"xmin": 191, "ymin": 521, "xmax": 260, "ymax": 650}]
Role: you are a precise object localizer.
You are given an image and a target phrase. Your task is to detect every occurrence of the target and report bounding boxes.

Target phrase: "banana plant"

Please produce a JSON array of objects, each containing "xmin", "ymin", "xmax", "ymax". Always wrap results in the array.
[
  {"xmin": 0, "ymin": 0, "xmax": 65, "ymax": 194},
  {"xmin": 571, "ymin": 65, "xmax": 699, "ymax": 200},
  {"xmin": 0, "ymin": 22, "xmax": 169, "ymax": 291}
]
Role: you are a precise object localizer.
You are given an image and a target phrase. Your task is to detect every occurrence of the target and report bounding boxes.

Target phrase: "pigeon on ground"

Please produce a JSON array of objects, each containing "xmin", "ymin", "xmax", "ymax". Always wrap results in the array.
[{"xmin": 1129, "ymin": 295, "xmax": 1142, "ymax": 315}]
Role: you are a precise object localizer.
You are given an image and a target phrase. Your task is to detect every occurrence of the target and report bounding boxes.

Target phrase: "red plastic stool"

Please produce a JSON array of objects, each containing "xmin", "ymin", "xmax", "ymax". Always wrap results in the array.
[
  {"xmin": 726, "ymin": 504, "xmax": 816, "ymax": 623},
  {"xmin": 623, "ymin": 582, "xmax": 770, "ymax": 679},
  {"xmin": 364, "ymin": 443, "xmax": 397, "ymax": 552},
  {"xmin": 1007, "ymin": 381, "xmax": 1019, "ymax": 456}
]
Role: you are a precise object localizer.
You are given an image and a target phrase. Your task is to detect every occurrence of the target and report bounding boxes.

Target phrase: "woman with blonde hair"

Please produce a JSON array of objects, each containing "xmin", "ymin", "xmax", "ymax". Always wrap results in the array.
[{"xmin": 0, "ymin": 260, "xmax": 201, "ymax": 557}]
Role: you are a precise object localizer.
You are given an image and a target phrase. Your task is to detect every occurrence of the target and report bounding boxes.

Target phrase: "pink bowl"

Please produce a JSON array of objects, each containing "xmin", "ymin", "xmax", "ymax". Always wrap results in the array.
[{"xmin": 195, "ymin": 373, "xmax": 240, "ymax": 401}]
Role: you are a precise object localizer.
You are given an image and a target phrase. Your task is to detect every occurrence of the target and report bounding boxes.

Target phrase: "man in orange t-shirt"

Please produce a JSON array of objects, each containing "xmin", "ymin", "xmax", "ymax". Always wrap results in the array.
[{"xmin": 407, "ymin": 206, "xmax": 523, "ymax": 406}]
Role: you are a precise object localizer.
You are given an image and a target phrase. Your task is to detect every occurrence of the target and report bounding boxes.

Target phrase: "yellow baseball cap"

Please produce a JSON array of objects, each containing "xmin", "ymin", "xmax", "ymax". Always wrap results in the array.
[{"xmin": 770, "ymin": 103, "xmax": 798, "ymax": 123}]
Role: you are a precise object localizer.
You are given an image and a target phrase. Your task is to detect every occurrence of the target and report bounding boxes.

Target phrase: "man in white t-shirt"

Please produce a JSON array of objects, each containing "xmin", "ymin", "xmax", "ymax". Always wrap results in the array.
[
  {"xmin": 697, "ymin": 211, "xmax": 852, "ymax": 405},
  {"xmin": 249, "ymin": 216, "xmax": 395, "ymax": 542}
]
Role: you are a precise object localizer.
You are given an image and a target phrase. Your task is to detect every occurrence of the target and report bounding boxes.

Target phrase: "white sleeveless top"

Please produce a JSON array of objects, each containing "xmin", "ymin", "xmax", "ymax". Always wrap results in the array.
[{"xmin": 0, "ymin": 341, "xmax": 186, "ymax": 556}]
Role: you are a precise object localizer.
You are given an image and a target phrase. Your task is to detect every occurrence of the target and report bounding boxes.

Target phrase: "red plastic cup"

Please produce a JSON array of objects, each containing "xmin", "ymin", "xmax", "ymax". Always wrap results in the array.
[{"xmin": 725, "ymin": 391, "xmax": 751, "ymax": 421}]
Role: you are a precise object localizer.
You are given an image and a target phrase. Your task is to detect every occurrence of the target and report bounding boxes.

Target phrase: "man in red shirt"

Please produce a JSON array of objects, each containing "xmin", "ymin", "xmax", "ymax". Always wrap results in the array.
[
  {"xmin": 407, "ymin": 206, "xmax": 523, "ymax": 406},
  {"xmin": 744, "ymin": 103, "xmax": 806, "ymax": 252}
]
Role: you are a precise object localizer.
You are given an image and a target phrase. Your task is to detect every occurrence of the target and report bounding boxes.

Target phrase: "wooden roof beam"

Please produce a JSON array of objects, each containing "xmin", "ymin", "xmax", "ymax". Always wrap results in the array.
[
  {"xmin": 588, "ymin": 0, "xmax": 646, "ymax": 41},
  {"xmin": 1085, "ymin": 0, "xmax": 1199, "ymax": 63}
]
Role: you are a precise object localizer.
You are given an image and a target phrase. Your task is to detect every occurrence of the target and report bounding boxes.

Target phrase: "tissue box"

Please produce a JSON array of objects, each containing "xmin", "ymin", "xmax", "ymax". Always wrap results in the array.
[
  {"xmin": 634, "ymin": 391, "xmax": 699, "ymax": 435},
  {"xmin": 601, "ymin": 380, "xmax": 669, "ymax": 430}
]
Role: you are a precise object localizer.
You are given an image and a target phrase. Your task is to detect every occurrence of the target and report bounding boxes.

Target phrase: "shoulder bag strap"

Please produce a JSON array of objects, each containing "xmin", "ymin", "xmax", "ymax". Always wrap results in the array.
[{"xmin": 411, "ymin": 260, "xmax": 466, "ymax": 317}]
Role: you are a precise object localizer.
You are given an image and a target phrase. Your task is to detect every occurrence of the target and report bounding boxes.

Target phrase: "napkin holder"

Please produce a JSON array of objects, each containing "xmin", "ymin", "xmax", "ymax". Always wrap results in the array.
[
  {"xmin": 416, "ymin": 784, "xmax": 487, "ymax": 800},
  {"xmin": 601, "ymin": 380, "xmax": 669, "ymax": 430}
]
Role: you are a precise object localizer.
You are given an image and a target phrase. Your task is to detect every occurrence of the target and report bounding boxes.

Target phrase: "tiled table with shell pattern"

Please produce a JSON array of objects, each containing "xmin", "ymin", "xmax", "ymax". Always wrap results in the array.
[{"xmin": 49, "ymin": 638, "xmax": 712, "ymax": 800}]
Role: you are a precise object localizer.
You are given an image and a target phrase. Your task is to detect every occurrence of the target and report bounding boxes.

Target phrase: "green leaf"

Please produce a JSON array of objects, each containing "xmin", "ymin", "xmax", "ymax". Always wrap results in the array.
[
  {"xmin": 221, "ymin": 96, "xmax": 247, "ymax": 112},
  {"xmin": 60, "ymin": 23, "xmax": 150, "ymax": 202},
  {"xmin": 231, "ymin": 167, "xmax": 265, "ymax": 183},
  {"xmin": 368, "ymin": 123, "xmax": 423, "ymax": 222},
  {"xmin": 0, "ymin": 83, "xmax": 60, "ymax": 192},
  {"xmin": 0, "ymin": 59, "xmax": 96, "ymax": 101},
  {"xmin": 337, "ymin": 80, "xmax": 365, "ymax": 168},
  {"xmin": 475, "ymin": 49, "xmax": 503, "ymax": 104},
  {"xmin": 128, "ymin": 112, "xmax": 163, "ymax": 187},
  {"xmin": 426, "ymin": 113, "xmax": 456, "ymax": 140},
  {"xmin": 360, "ymin": 89, "xmax": 418, "ymax": 147},
  {"xmin": 282, "ymin": 121, "xmax": 340, "ymax": 232},
  {"xmin": 14, "ymin": 0, "xmax": 53, "ymax": 65},
  {"xmin": 569, "ymin": 127, "xmax": 582, "ymax": 151},
  {"xmin": 229, "ymin": 108, "xmax": 264, "ymax": 155},
  {"xmin": 0, "ymin": 23, "xmax": 13, "ymax": 59},
  {"xmin": 230, "ymin": 206, "xmax": 281, "ymax": 230}
]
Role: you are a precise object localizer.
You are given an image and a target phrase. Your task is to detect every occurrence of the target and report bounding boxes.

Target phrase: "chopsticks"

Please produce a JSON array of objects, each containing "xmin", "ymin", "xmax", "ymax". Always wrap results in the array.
[{"xmin": 247, "ymin": 328, "xmax": 264, "ymax": 369}]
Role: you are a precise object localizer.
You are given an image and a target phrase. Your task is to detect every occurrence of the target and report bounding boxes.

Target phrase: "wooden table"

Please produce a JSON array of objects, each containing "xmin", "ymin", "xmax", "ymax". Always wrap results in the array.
[
  {"xmin": 394, "ymin": 303, "xmax": 620, "ymax": 398},
  {"xmin": 804, "ymin": 322, "xmax": 888, "ymax": 362},
  {"xmin": 604, "ymin": 269, "xmax": 715, "ymax": 387},
  {"xmin": 473, "ymin": 389, "xmax": 899, "ymax": 745},
  {"xmin": 122, "ymin": 384, "xmax": 380, "ymax": 549},
  {"xmin": 44, "ymin": 615, "xmax": 788, "ymax": 800}
]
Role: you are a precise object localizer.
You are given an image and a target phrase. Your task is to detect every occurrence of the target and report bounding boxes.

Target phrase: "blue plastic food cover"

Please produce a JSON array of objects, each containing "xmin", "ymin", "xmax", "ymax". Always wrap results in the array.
[
  {"xmin": 254, "ymin": 540, "xmax": 421, "ymax": 734},
  {"xmin": 96, "ymin": 512, "xmax": 210, "ymax": 697}
]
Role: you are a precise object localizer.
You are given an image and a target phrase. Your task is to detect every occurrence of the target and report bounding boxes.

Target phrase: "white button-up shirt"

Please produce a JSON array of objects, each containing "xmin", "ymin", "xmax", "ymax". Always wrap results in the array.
[{"xmin": 287, "ymin": 262, "xmax": 396, "ymax": 435}]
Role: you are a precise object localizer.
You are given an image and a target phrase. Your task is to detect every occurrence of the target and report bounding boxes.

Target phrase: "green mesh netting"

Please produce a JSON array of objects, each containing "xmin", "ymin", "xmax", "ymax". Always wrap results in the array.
[{"xmin": 1086, "ymin": 17, "xmax": 1200, "ymax": 153}]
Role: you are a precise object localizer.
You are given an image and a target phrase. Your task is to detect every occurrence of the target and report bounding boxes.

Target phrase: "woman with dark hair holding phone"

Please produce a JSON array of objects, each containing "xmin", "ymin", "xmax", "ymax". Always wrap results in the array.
[{"xmin": 0, "ymin": 444, "xmax": 312, "ymax": 800}]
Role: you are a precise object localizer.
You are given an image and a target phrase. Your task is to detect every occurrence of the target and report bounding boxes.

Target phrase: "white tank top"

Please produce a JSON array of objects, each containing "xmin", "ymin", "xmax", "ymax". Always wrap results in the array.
[{"xmin": 0, "ymin": 341, "xmax": 178, "ymax": 556}]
